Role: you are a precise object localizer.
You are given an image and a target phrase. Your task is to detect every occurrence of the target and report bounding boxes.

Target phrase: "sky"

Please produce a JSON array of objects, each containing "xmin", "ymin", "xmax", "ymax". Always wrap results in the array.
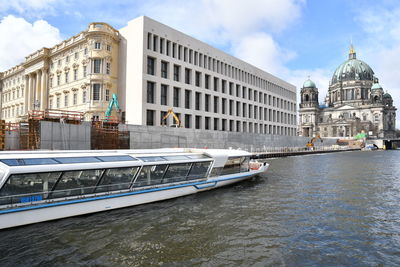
[{"xmin": 0, "ymin": 0, "xmax": 399, "ymax": 127}]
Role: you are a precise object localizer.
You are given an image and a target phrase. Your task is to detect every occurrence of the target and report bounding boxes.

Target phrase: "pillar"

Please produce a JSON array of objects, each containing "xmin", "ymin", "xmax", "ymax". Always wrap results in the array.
[
  {"xmin": 35, "ymin": 70, "xmax": 41, "ymax": 109},
  {"xmin": 24, "ymin": 75, "xmax": 30, "ymax": 113},
  {"xmin": 40, "ymin": 69, "xmax": 48, "ymax": 110},
  {"xmin": 29, "ymin": 73, "xmax": 35, "ymax": 111}
]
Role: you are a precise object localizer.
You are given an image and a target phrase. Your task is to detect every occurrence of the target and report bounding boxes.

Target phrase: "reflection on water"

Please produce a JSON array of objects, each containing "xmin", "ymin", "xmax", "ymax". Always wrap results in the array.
[{"xmin": 1, "ymin": 151, "xmax": 400, "ymax": 266}]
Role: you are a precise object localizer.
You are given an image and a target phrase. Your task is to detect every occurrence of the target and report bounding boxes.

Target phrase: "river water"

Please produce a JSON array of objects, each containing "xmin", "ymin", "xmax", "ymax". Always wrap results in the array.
[{"xmin": 1, "ymin": 150, "xmax": 400, "ymax": 266}]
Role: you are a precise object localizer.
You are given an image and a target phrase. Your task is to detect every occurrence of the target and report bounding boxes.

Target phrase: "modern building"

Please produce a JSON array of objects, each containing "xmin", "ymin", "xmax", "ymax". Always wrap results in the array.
[
  {"xmin": 299, "ymin": 45, "xmax": 397, "ymax": 139},
  {"xmin": 0, "ymin": 16, "xmax": 297, "ymax": 136}
]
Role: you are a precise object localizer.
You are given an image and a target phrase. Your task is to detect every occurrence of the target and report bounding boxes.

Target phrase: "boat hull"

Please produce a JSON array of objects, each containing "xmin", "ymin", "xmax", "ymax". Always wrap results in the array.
[{"xmin": 0, "ymin": 169, "xmax": 265, "ymax": 229}]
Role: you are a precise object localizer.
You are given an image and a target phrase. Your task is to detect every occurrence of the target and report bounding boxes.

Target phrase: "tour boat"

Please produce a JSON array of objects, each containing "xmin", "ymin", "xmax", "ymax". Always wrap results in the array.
[{"xmin": 0, "ymin": 148, "xmax": 269, "ymax": 229}]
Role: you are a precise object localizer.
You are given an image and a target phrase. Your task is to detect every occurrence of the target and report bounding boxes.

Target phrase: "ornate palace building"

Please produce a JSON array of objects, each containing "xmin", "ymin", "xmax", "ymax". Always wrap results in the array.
[
  {"xmin": 299, "ymin": 46, "xmax": 397, "ymax": 139},
  {"xmin": 0, "ymin": 22, "xmax": 120, "ymax": 122}
]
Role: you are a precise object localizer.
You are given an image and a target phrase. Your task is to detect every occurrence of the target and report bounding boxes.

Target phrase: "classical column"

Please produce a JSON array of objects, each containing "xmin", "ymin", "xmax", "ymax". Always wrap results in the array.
[
  {"xmin": 35, "ymin": 70, "xmax": 41, "ymax": 109},
  {"xmin": 24, "ymin": 75, "xmax": 30, "ymax": 114},
  {"xmin": 40, "ymin": 69, "xmax": 48, "ymax": 110},
  {"xmin": 29, "ymin": 73, "xmax": 35, "ymax": 111}
]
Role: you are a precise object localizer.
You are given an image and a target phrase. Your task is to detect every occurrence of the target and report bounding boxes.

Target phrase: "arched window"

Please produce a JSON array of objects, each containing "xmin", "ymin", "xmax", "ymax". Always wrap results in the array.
[{"xmin": 304, "ymin": 94, "xmax": 309, "ymax": 102}]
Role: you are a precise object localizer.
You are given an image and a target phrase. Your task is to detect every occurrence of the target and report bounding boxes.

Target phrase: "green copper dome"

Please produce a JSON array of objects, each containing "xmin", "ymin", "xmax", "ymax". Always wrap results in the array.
[
  {"xmin": 303, "ymin": 79, "xmax": 316, "ymax": 88},
  {"xmin": 371, "ymin": 83, "xmax": 383, "ymax": 91},
  {"xmin": 383, "ymin": 92, "xmax": 392, "ymax": 99},
  {"xmin": 331, "ymin": 46, "xmax": 374, "ymax": 84}
]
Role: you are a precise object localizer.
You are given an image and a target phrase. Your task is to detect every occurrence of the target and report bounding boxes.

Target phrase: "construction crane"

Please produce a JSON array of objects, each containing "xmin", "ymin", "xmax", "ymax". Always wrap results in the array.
[
  {"xmin": 105, "ymin": 93, "xmax": 121, "ymax": 120},
  {"xmin": 161, "ymin": 108, "xmax": 181, "ymax": 127},
  {"xmin": 306, "ymin": 134, "xmax": 323, "ymax": 148}
]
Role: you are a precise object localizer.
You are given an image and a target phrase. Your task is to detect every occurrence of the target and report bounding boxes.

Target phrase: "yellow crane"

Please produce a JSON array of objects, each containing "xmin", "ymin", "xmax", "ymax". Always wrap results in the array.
[{"xmin": 161, "ymin": 108, "xmax": 181, "ymax": 127}]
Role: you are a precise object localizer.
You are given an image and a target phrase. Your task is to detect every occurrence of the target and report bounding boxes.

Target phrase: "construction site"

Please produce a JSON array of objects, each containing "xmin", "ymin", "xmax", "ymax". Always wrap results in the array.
[{"xmin": 0, "ymin": 109, "xmax": 129, "ymax": 151}]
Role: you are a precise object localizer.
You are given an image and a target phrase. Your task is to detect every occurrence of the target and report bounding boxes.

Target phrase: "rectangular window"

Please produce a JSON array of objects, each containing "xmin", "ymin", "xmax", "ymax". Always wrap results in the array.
[
  {"xmin": 205, "ymin": 117, "xmax": 210, "ymax": 130},
  {"xmin": 153, "ymin": 35, "xmax": 158, "ymax": 52},
  {"xmin": 185, "ymin": 68, "xmax": 191, "ymax": 84},
  {"xmin": 146, "ymin": 109, "xmax": 155, "ymax": 126},
  {"xmin": 56, "ymin": 96, "xmax": 60, "ymax": 108},
  {"xmin": 65, "ymin": 72, "xmax": 69, "ymax": 83},
  {"xmin": 205, "ymin": 74, "xmax": 210, "ymax": 89},
  {"xmin": 221, "ymin": 80, "xmax": 226, "ymax": 93},
  {"xmin": 93, "ymin": 83, "xmax": 101, "ymax": 101},
  {"xmin": 95, "ymin": 42, "xmax": 101, "ymax": 49},
  {"xmin": 74, "ymin": 69, "xmax": 78, "ymax": 81},
  {"xmin": 173, "ymin": 87, "xmax": 180, "ymax": 107},
  {"xmin": 147, "ymin": 81, "xmax": 155, "ymax": 104},
  {"xmin": 213, "ymin": 77, "xmax": 219, "ymax": 91},
  {"xmin": 214, "ymin": 118, "xmax": 219, "ymax": 130},
  {"xmin": 195, "ymin": 115, "xmax": 201, "ymax": 129},
  {"xmin": 49, "ymin": 99, "xmax": 53, "ymax": 109},
  {"xmin": 82, "ymin": 91, "xmax": 87, "ymax": 103},
  {"xmin": 161, "ymin": 84, "xmax": 168, "ymax": 105},
  {"xmin": 195, "ymin": 71, "xmax": 201, "ymax": 87},
  {"xmin": 93, "ymin": 59, "xmax": 102, "ymax": 73},
  {"xmin": 106, "ymin": 62, "xmax": 111, "ymax": 75},
  {"xmin": 83, "ymin": 66, "xmax": 87, "ymax": 77},
  {"xmin": 213, "ymin": 96, "xmax": 219, "ymax": 113},
  {"xmin": 73, "ymin": 93, "xmax": 77, "ymax": 105},
  {"xmin": 184, "ymin": 114, "xmax": 191, "ymax": 128},
  {"xmin": 185, "ymin": 89, "xmax": 191, "ymax": 109},
  {"xmin": 147, "ymin": 32, "xmax": 152, "ymax": 50},
  {"xmin": 205, "ymin": 94, "xmax": 210, "ymax": 112},
  {"xmin": 195, "ymin": 92, "xmax": 201, "ymax": 110},
  {"xmin": 173, "ymin": 65, "xmax": 180, "ymax": 81},
  {"xmin": 64, "ymin": 94, "xmax": 68, "ymax": 107},
  {"xmin": 107, "ymin": 44, "xmax": 111, "ymax": 51},
  {"xmin": 147, "ymin": 57, "xmax": 155, "ymax": 75},
  {"xmin": 161, "ymin": 61, "xmax": 168, "ymax": 78},
  {"xmin": 105, "ymin": 89, "xmax": 110, "ymax": 102},
  {"xmin": 74, "ymin": 52, "xmax": 78, "ymax": 59},
  {"xmin": 222, "ymin": 98, "xmax": 226, "ymax": 114},
  {"xmin": 57, "ymin": 75, "xmax": 60, "ymax": 86},
  {"xmin": 160, "ymin": 38, "xmax": 164, "ymax": 54}
]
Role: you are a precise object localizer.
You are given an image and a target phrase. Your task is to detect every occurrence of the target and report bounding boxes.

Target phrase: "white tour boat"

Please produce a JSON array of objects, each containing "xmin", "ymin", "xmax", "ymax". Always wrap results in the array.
[{"xmin": 0, "ymin": 148, "xmax": 269, "ymax": 229}]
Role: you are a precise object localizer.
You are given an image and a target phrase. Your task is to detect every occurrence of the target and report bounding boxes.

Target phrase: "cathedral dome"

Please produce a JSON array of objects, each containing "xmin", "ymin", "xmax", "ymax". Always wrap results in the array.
[
  {"xmin": 331, "ymin": 46, "xmax": 374, "ymax": 84},
  {"xmin": 303, "ymin": 79, "xmax": 316, "ymax": 88}
]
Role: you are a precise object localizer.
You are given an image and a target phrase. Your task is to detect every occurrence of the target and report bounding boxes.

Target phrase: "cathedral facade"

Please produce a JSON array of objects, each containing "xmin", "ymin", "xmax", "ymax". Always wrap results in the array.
[{"xmin": 299, "ymin": 46, "xmax": 397, "ymax": 139}]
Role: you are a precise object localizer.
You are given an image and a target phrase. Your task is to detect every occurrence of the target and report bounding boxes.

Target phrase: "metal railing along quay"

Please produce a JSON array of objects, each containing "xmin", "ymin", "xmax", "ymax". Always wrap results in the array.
[{"xmin": 250, "ymin": 146, "xmax": 360, "ymax": 159}]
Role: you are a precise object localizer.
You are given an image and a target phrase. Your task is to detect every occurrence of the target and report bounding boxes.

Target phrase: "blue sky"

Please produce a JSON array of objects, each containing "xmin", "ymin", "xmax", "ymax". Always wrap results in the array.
[{"xmin": 0, "ymin": 0, "xmax": 399, "ymax": 126}]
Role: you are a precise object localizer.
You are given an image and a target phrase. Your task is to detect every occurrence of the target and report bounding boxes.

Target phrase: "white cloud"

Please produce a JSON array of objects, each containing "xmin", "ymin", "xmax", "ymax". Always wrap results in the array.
[
  {"xmin": 232, "ymin": 32, "xmax": 296, "ymax": 76},
  {"xmin": 0, "ymin": 0, "xmax": 59, "ymax": 15},
  {"xmin": 355, "ymin": 6, "xmax": 400, "ymax": 128},
  {"xmin": 0, "ymin": 15, "xmax": 62, "ymax": 71}
]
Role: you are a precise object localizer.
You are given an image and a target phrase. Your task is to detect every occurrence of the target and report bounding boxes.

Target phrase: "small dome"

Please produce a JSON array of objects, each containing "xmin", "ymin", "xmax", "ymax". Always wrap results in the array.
[
  {"xmin": 371, "ymin": 83, "xmax": 383, "ymax": 90},
  {"xmin": 303, "ymin": 79, "xmax": 316, "ymax": 88},
  {"xmin": 383, "ymin": 92, "xmax": 392, "ymax": 99}
]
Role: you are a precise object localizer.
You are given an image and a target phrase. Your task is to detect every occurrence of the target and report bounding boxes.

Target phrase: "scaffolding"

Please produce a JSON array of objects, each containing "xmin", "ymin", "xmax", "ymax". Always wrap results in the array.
[{"xmin": 91, "ymin": 120, "xmax": 129, "ymax": 150}]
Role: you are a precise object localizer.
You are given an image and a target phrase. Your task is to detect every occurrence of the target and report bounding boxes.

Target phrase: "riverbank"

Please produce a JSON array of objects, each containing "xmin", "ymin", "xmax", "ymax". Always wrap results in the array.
[{"xmin": 251, "ymin": 147, "xmax": 361, "ymax": 159}]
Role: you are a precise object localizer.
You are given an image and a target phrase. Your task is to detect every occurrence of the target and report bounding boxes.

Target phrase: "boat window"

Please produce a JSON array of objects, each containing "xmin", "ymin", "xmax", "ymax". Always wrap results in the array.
[
  {"xmin": 23, "ymin": 158, "xmax": 59, "ymax": 165},
  {"xmin": 209, "ymin": 167, "xmax": 223, "ymax": 177},
  {"xmin": 0, "ymin": 172, "xmax": 62, "ymax": 205},
  {"xmin": 162, "ymin": 155, "xmax": 190, "ymax": 161},
  {"xmin": 240, "ymin": 156, "xmax": 250, "ymax": 172},
  {"xmin": 162, "ymin": 163, "xmax": 192, "ymax": 183},
  {"xmin": 221, "ymin": 157, "xmax": 241, "ymax": 175},
  {"xmin": 51, "ymin": 169, "xmax": 103, "ymax": 198},
  {"xmin": 54, "ymin": 157, "xmax": 102, "ymax": 164},
  {"xmin": 187, "ymin": 161, "xmax": 212, "ymax": 180},
  {"xmin": 0, "ymin": 158, "xmax": 59, "ymax": 166},
  {"xmin": 185, "ymin": 154, "xmax": 210, "ymax": 159},
  {"xmin": 95, "ymin": 167, "xmax": 140, "ymax": 193},
  {"xmin": 97, "ymin": 156, "xmax": 137, "ymax": 162},
  {"xmin": 0, "ymin": 159, "xmax": 25, "ymax": 166},
  {"xmin": 133, "ymin": 165, "xmax": 168, "ymax": 187},
  {"xmin": 137, "ymin": 156, "xmax": 166, "ymax": 162}
]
